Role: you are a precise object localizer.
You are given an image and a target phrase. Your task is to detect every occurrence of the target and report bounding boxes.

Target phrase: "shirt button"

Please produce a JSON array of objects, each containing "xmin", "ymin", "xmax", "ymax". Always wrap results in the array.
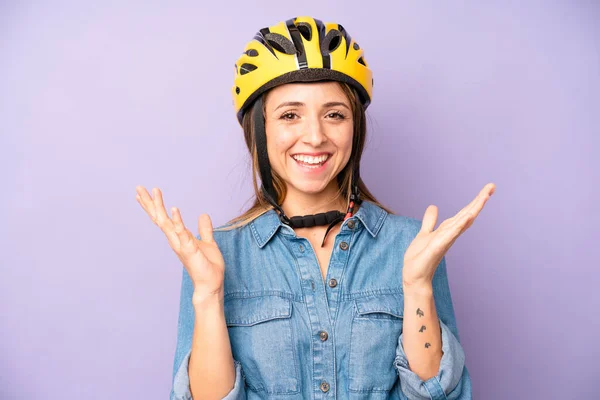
[
  {"xmin": 339, "ymin": 241, "xmax": 349, "ymax": 251},
  {"xmin": 347, "ymin": 220, "xmax": 355, "ymax": 229},
  {"xmin": 319, "ymin": 330, "xmax": 328, "ymax": 341},
  {"xmin": 299, "ymin": 244, "xmax": 305, "ymax": 252},
  {"xmin": 328, "ymin": 278, "xmax": 338, "ymax": 288},
  {"xmin": 320, "ymin": 381, "xmax": 330, "ymax": 392}
]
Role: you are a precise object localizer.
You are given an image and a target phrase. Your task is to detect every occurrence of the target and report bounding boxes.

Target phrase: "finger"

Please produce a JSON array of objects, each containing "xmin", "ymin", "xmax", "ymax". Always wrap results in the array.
[
  {"xmin": 171, "ymin": 207, "xmax": 196, "ymax": 249},
  {"xmin": 452, "ymin": 183, "xmax": 494, "ymax": 224},
  {"xmin": 136, "ymin": 186, "xmax": 157, "ymax": 221},
  {"xmin": 171, "ymin": 206, "xmax": 187, "ymax": 236},
  {"xmin": 420, "ymin": 205, "xmax": 438, "ymax": 233},
  {"xmin": 198, "ymin": 214, "xmax": 215, "ymax": 243},
  {"xmin": 453, "ymin": 190, "xmax": 484, "ymax": 222},
  {"xmin": 458, "ymin": 184, "xmax": 494, "ymax": 224},
  {"xmin": 135, "ymin": 186, "xmax": 181, "ymax": 248},
  {"xmin": 136, "ymin": 185, "xmax": 154, "ymax": 205},
  {"xmin": 152, "ymin": 188, "xmax": 173, "ymax": 228},
  {"xmin": 448, "ymin": 184, "xmax": 494, "ymax": 237},
  {"xmin": 434, "ymin": 184, "xmax": 493, "ymax": 243},
  {"xmin": 136, "ymin": 193, "xmax": 154, "ymax": 219}
]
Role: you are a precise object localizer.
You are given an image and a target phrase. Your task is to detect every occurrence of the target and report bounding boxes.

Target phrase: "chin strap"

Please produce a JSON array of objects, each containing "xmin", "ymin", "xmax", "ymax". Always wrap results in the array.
[{"xmin": 252, "ymin": 97, "xmax": 363, "ymax": 247}]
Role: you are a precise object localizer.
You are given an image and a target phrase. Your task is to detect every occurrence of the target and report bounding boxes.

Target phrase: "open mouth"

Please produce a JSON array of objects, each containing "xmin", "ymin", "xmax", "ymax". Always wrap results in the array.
[{"xmin": 291, "ymin": 154, "xmax": 331, "ymax": 169}]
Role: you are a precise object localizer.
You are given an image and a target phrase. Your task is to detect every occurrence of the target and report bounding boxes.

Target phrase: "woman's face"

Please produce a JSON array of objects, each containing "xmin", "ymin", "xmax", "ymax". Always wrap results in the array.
[{"xmin": 264, "ymin": 81, "xmax": 353, "ymax": 197}]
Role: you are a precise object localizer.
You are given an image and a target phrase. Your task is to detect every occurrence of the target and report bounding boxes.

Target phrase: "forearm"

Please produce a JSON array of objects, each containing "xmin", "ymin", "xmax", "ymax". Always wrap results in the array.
[
  {"xmin": 189, "ymin": 293, "xmax": 236, "ymax": 399},
  {"xmin": 402, "ymin": 283, "xmax": 442, "ymax": 381}
]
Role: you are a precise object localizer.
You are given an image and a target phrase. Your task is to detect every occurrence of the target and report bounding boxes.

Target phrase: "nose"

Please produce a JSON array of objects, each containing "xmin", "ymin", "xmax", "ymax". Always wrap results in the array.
[{"xmin": 301, "ymin": 117, "xmax": 327, "ymax": 147}]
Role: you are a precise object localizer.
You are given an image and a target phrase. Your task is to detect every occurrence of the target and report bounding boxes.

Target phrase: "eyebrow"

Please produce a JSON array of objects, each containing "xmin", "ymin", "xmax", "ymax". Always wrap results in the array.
[{"xmin": 273, "ymin": 101, "xmax": 351, "ymax": 111}]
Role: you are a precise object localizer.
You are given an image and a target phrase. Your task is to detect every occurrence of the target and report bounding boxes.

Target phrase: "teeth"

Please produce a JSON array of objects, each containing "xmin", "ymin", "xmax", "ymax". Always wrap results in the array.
[{"xmin": 292, "ymin": 154, "xmax": 329, "ymax": 164}]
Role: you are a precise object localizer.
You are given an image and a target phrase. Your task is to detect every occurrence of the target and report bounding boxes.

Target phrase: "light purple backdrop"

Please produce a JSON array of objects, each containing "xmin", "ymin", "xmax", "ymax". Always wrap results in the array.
[{"xmin": 2, "ymin": 1, "xmax": 599, "ymax": 399}]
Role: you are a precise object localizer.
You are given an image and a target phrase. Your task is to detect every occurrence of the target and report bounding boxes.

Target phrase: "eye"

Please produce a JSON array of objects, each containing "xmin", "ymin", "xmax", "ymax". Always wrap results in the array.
[
  {"xmin": 280, "ymin": 111, "xmax": 298, "ymax": 120},
  {"xmin": 327, "ymin": 111, "xmax": 346, "ymax": 119}
]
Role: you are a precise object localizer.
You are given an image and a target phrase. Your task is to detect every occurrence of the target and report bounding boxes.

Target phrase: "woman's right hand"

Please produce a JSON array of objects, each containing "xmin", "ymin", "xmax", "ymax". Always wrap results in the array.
[{"xmin": 135, "ymin": 186, "xmax": 225, "ymax": 303}]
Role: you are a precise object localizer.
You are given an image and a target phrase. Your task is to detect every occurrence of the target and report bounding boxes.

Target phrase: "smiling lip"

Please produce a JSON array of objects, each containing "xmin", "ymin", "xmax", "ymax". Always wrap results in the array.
[
  {"xmin": 290, "ymin": 152, "xmax": 331, "ymax": 173},
  {"xmin": 290, "ymin": 152, "xmax": 331, "ymax": 157}
]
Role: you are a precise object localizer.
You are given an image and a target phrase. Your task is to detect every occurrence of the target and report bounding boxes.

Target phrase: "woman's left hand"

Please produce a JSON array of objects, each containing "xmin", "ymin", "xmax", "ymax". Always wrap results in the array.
[{"xmin": 402, "ymin": 183, "xmax": 496, "ymax": 288}]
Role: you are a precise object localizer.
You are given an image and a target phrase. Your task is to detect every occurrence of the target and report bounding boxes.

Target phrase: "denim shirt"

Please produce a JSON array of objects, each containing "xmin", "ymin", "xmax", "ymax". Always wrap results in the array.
[{"xmin": 170, "ymin": 200, "xmax": 472, "ymax": 399}]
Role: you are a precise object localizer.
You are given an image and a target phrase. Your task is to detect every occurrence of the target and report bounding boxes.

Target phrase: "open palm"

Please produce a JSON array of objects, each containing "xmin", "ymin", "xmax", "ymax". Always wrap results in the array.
[
  {"xmin": 135, "ymin": 186, "xmax": 225, "ymax": 300},
  {"xmin": 403, "ymin": 183, "xmax": 496, "ymax": 287}
]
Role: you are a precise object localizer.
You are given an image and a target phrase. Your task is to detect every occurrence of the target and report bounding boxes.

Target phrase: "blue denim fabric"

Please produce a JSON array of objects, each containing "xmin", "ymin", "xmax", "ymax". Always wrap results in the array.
[{"xmin": 170, "ymin": 200, "xmax": 472, "ymax": 399}]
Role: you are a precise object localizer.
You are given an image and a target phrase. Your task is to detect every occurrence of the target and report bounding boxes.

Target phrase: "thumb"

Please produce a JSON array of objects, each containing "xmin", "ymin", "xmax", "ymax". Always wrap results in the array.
[
  {"xmin": 198, "ymin": 214, "xmax": 215, "ymax": 243},
  {"xmin": 420, "ymin": 205, "xmax": 438, "ymax": 234}
]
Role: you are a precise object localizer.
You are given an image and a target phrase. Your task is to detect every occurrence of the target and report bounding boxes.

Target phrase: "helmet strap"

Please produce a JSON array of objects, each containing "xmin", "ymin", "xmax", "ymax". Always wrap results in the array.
[{"xmin": 253, "ymin": 97, "xmax": 291, "ymax": 223}]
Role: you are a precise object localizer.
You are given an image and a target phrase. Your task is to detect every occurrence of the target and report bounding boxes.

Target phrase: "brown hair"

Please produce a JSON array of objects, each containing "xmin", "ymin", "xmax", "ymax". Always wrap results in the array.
[{"xmin": 221, "ymin": 81, "xmax": 393, "ymax": 230}]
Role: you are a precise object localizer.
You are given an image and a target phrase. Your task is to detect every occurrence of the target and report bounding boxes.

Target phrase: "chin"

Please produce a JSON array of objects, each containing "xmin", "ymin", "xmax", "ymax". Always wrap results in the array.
[{"xmin": 288, "ymin": 180, "xmax": 331, "ymax": 195}]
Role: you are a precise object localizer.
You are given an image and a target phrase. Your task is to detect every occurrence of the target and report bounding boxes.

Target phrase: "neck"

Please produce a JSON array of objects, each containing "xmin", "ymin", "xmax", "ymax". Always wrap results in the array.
[{"xmin": 280, "ymin": 181, "xmax": 346, "ymax": 218}]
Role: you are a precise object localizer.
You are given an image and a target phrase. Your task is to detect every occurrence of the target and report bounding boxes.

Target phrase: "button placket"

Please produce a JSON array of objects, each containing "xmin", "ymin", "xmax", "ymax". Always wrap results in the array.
[
  {"xmin": 292, "ymin": 237, "xmax": 335, "ymax": 397},
  {"xmin": 322, "ymin": 230, "xmax": 355, "ymax": 331}
]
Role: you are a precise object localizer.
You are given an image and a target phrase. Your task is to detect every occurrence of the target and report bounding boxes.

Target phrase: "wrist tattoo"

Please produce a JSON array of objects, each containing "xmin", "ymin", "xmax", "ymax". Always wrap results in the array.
[
  {"xmin": 419, "ymin": 325, "xmax": 426, "ymax": 333},
  {"xmin": 416, "ymin": 308, "xmax": 424, "ymax": 317}
]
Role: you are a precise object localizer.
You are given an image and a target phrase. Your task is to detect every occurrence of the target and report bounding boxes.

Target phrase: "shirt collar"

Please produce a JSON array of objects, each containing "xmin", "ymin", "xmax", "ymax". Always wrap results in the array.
[{"xmin": 249, "ymin": 200, "xmax": 388, "ymax": 248}]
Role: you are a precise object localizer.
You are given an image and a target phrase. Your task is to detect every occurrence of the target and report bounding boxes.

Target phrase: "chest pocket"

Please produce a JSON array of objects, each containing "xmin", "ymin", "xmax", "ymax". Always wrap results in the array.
[
  {"xmin": 225, "ymin": 295, "xmax": 300, "ymax": 394},
  {"xmin": 348, "ymin": 292, "xmax": 404, "ymax": 393}
]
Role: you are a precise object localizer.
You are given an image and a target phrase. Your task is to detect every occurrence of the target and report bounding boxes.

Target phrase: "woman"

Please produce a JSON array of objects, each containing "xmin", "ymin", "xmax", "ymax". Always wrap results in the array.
[{"xmin": 136, "ymin": 16, "xmax": 494, "ymax": 399}]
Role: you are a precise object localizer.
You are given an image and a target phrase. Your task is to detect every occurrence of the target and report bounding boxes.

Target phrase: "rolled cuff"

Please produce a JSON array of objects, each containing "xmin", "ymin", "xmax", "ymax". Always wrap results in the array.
[
  {"xmin": 394, "ymin": 319, "xmax": 466, "ymax": 400},
  {"xmin": 170, "ymin": 349, "xmax": 246, "ymax": 400}
]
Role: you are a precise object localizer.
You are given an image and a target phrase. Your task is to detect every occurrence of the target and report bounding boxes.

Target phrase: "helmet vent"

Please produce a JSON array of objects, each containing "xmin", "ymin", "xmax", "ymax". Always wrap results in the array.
[
  {"xmin": 245, "ymin": 49, "xmax": 259, "ymax": 57},
  {"xmin": 358, "ymin": 57, "xmax": 366, "ymax": 66},
  {"xmin": 353, "ymin": 42, "xmax": 360, "ymax": 50},
  {"xmin": 240, "ymin": 63, "xmax": 258, "ymax": 75},
  {"xmin": 322, "ymin": 30, "xmax": 342, "ymax": 55},
  {"xmin": 264, "ymin": 33, "xmax": 297, "ymax": 55},
  {"xmin": 296, "ymin": 22, "xmax": 312, "ymax": 41}
]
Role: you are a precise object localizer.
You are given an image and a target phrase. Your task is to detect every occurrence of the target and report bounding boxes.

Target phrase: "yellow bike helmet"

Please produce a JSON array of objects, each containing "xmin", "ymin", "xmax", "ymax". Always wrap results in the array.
[
  {"xmin": 232, "ymin": 16, "xmax": 373, "ymax": 124},
  {"xmin": 232, "ymin": 16, "xmax": 373, "ymax": 245}
]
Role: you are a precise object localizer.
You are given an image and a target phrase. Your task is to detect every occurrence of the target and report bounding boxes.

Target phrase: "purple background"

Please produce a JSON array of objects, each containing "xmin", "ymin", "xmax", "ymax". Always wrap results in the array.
[{"xmin": 2, "ymin": 1, "xmax": 599, "ymax": 399}]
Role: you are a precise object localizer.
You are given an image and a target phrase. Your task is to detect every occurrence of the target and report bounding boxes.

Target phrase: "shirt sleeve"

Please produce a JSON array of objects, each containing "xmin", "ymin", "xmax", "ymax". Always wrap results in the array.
[
  {"xmin": 170, "ymin": 267, "xmax": 247, "ymax": 400},
  {"xmin": 393, "ymin": 256, "xmax": 473, "ymax": 400}
]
